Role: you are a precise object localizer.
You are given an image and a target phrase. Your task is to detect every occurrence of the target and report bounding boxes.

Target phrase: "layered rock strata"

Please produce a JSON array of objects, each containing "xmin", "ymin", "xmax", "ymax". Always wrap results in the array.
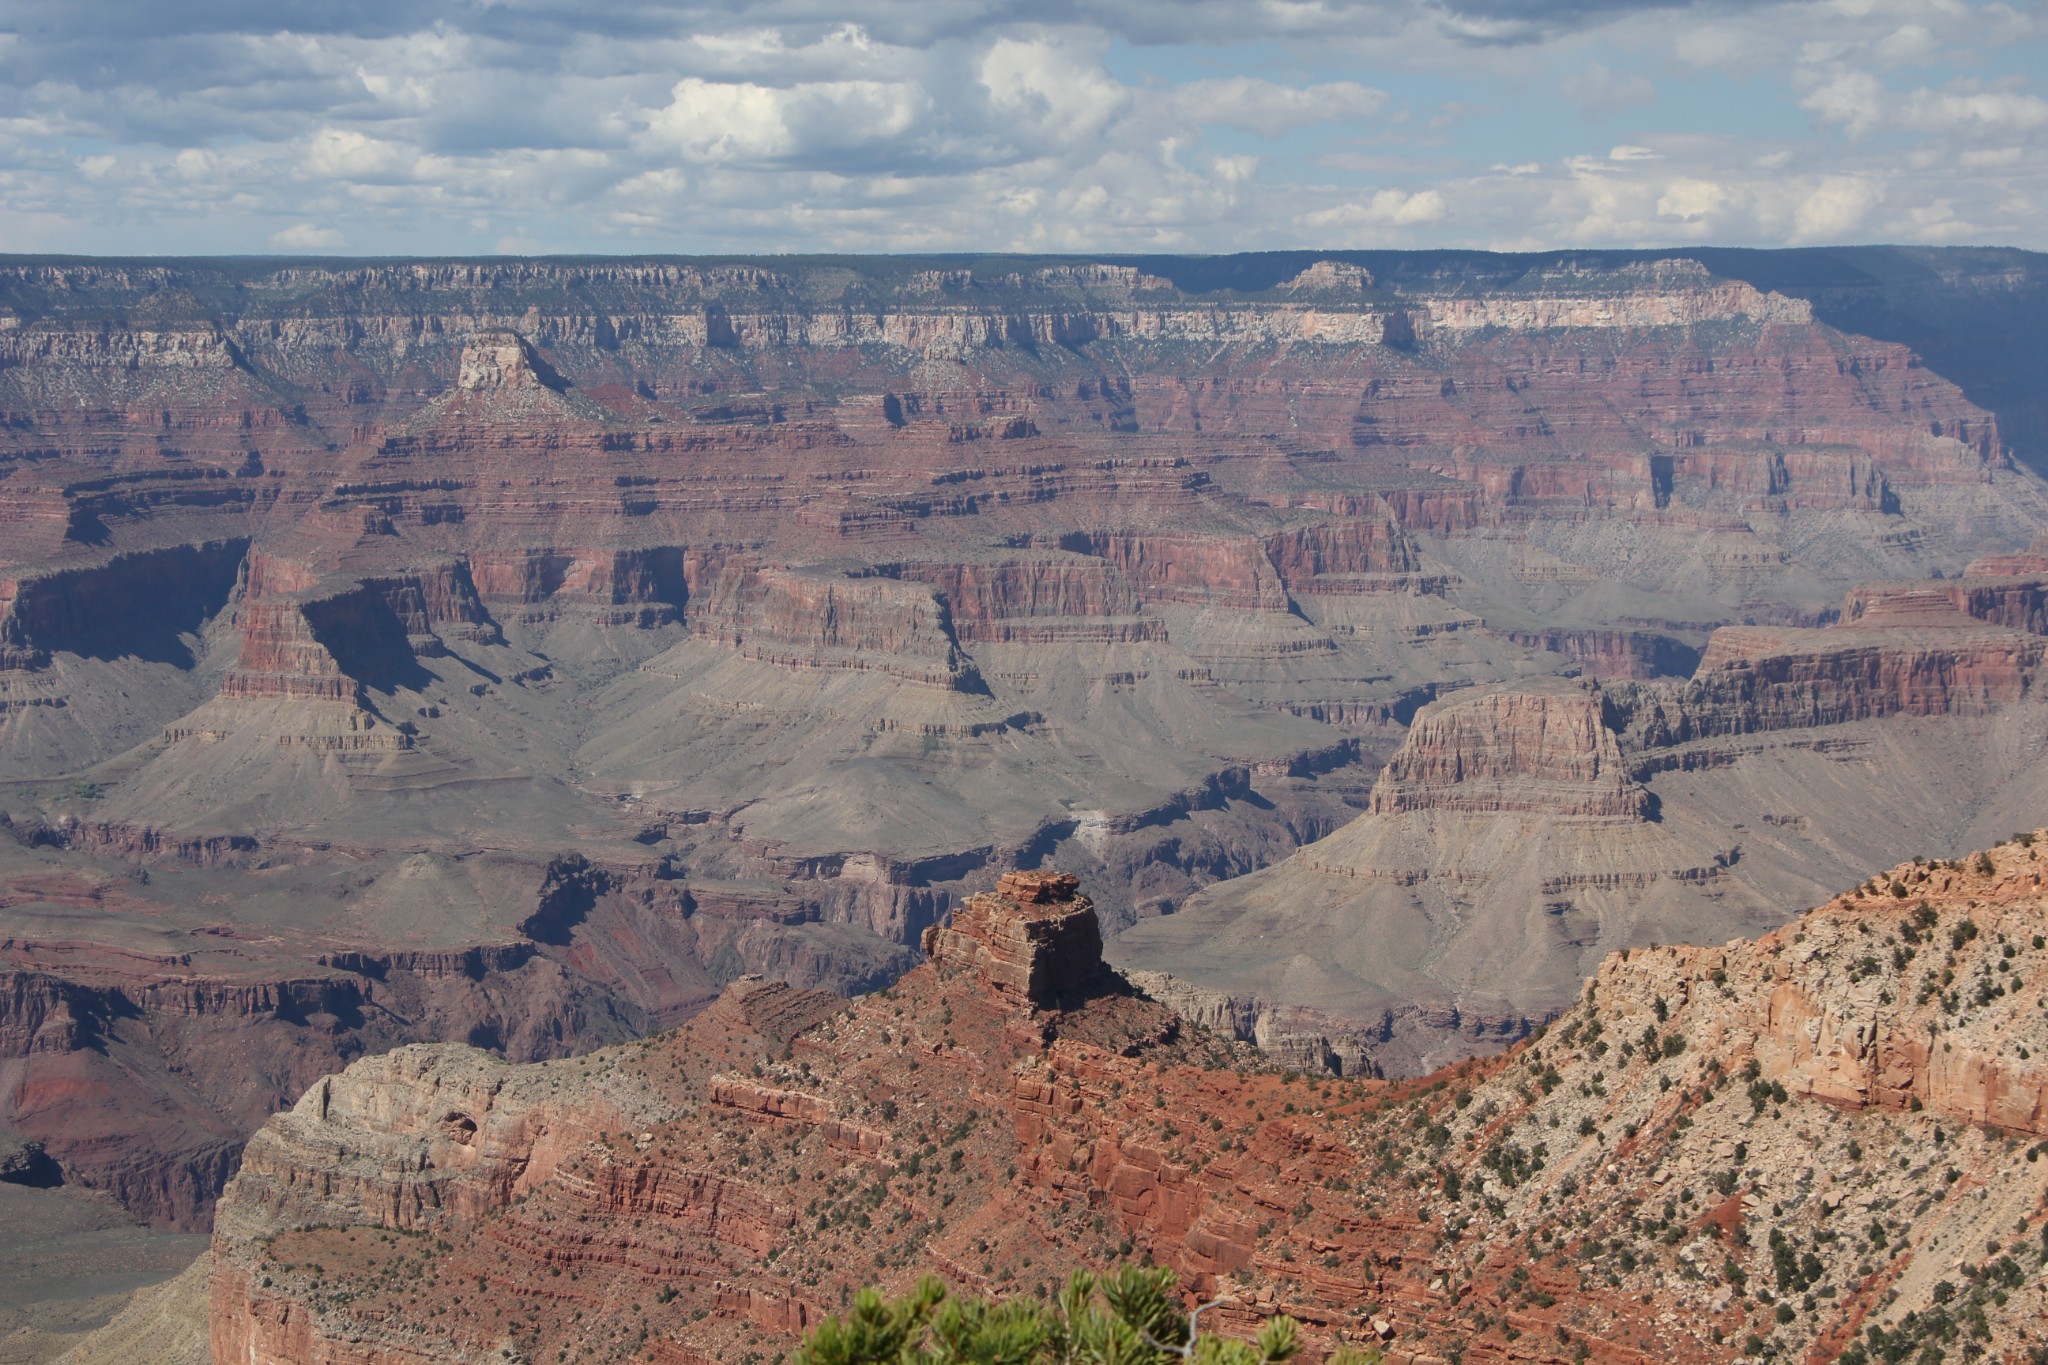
[
  {"xmin": 922, "ymin": 871, "xmax": 1106, "ymax": 1005},
  {"xmin": 1119, "ymin": 557, "xmax": 2048, "ymax": 1073},
  {"xmin": 3, "ymin": 250, "xmax": 2048, "ymax": 1228},
  {"xmin": 210, "ymin": 849, "xmax": 2048, "ymax": 1364}
]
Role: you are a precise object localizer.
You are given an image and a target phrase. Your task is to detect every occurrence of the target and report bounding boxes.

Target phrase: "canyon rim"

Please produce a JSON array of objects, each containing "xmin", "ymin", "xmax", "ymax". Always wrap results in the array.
[{"xmin": 3, "ymin": 246, "xmax": 2048, "ymax": 1363}]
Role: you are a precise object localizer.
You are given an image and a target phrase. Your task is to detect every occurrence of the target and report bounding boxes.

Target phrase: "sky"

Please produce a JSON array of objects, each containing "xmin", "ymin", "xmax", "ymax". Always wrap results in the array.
[{"xmin": 0, "ymin": 0, "xmax": 2041, "ymax": 256}]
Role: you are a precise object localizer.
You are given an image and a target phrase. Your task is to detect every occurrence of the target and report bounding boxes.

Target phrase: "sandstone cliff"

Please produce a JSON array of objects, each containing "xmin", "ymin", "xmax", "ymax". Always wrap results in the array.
[
  {"xmin": 210, "ymin": 850, "xmax": 2048, "ymax": 1364},
  {"xmin": 6, "ymin": 250, "xmax": 2048, "ymax": 1239},
  {"xmin": 1117, "ymin": 555, "xmax": 2048, "ymax": 1073}
]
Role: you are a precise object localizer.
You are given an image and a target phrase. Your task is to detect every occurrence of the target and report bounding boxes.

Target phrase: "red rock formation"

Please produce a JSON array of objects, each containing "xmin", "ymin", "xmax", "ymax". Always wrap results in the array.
[
  {"xmin": 688, "ymin": 562, "xmax": 983, "ymax": 689},
  {"xmin": 4, "ymin": 252, "xmax": 2048, "ymax": 1251},
  {"xmin": 1842, "ymin": 575, "xmax": 2048, "ymax": 634},
  {"xmin": 217, "ymin": 596, "xmax": 361, "ymax": 703},
  {"xmin": 209, "ymin": 852, "xmax": 2048, "ymax": 1364},
  {"xmin": 1499, "ymin": 628, "xmax": 1701, "ymax": 679},
  {"xmin": 922, "ymin": 870, "xmax": 1106, "ymax": 1006},
  {"xmin": 885, "ymin": 556, "xmax": 1158, "ymax": 644},
  {"xmin": 1043, "ymin": 533, "xmax": 1294, "ymax": 611},
  {"xmin": 1679, "ymin": 624, "xmax": 2042, "ymax": 734},
  {"xmin": 1965, "ymin": 529, "xmax": 2048, "ymax": 576},
  {"xmin": 0, "ymin": 841, "xmax": 698, "ymax": 1229}
]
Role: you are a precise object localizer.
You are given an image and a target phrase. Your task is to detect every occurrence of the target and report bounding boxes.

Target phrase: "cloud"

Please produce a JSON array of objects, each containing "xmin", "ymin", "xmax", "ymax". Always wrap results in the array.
[
  {"xmin": 1791, "ymin": 173, "xmax": 1883, "ymax": 241},
  {"xmin": 1803, "ymin": 65, "xmax": 2048, "ymax": 140},
  {"xmin": 1898, "ymin": 85, "xmax": 2048, "ymax": 135},
  {"xmin": 643, "ymin": 76, "xmax": 930, "ymax": 164},
  {"xmin": 269, "ymin": 221, "xmax": 344, "ymax": 248},
  {"xmin": 303, "ymin": 127, "xmax": 432, "ymax": 181},
  {"xmin": 1303, "ymin": 187, "xmax": 1450, "ymax": 232},
  {"xmin": 1423, "ymin": 0, "xmax": 1778, "ymax": 46},
  {"xmin": 1174, "ymin": 78, "xmax": 1389, "ymax": 138},
  {"xmin": 1801, "ymin": 68, "xmax": 1888, "ymax": 136},
  {"xmin": 1655, "ymin": 176, "xmax": 1732, "ymax": 224},
  {"xmin": 0, "ymin": 0, "xmax": 2036, "ymax": 254},
  {"xmin": 1872, "ymin": 23, "xmax": 1939, "ymax": 68},
  {"xmin": 1561, "ymin": 61, "xmax": 1656, "ymax": 118},
  {"xmin": 979, "ymin": 34, "xmax": 1129, "ymax": 145}
]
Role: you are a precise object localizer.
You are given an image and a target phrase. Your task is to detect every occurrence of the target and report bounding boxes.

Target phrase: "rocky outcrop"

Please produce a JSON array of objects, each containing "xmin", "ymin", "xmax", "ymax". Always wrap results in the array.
[
  {"xmin": 218, "ymin": 555, "xmax": 445, "ymax": 708},
  {"xmin": 356, "ymin": 561, "xmax": 501, "ymax": 646},
  {"xmin": 1120, "ymin": 969, "xmax": 1384, "ymax": 1078},
  {"xmin": 464, "ymin": 545, "xmax": 701, "ymax": 624},
  {"xmin": 9, "ymin": 248, "xmax": 2048, "ymax": 1263},
  {"xmin": 1744, "ymin": 847, "xmax": 2048, "ymax": 1130},
  {"xmin": 455, "ymin": 330, "xmax": 557, "ymax": 394},
  {"xmin": 1415, "ymin": 259, "xmax": 1812, "ymax": 333},
  {"xmin": 1649, "ymin": 622, "xmax": 2044, "ymax": 740},
  {"xmin": 883, "ymin": 555, "xmax": 1159, "ymax": 644},
  {"xmin": 0, "ymin": 1135, "xmax": 61, "ymax": 1186},
  {"xmin": 689, "ymin": 562, "xmax": 985, "ymax": 690},
  {"xmin": 1042, "ymin": 533, "xmax": 1293, "ymax": 612},
  {"xmin": 209, "ymin": 852, "xmax": 2048, "ymax": 1365},
  {"xmin": 1500, "ymin": 627, "xmax": 1701, "ymax": 679},
  {"xmin": 216, "ymin": 1045, "xmax": 626, "ymax": 1244},
  {"xmin": 0, "ymin": 901, "xmax": 653, "ymax": 1229},
  {"xmin": 921, "ymin": 870, "xmax": 1106, "ymax": 1006}
]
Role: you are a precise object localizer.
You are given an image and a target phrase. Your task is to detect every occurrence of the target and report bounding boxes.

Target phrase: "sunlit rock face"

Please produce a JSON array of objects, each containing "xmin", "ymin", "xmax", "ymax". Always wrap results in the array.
[
  {"xmin": 213, "ymin": 849, "xmax": 2048, "ymax": 1365},
  {"xmin": 7, "ymin": 250, "xmax": 2048, "ymax": 1227}
]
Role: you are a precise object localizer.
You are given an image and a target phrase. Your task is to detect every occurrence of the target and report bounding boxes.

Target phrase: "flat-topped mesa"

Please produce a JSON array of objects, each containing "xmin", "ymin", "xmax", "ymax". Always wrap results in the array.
[
  {"xmin": 1667, "ymin": 610, "xmax": 2048, "ymax": 741},
  {"xmin": 1366, "ymin": 682, "xmax": 1653, "ymax": 820},
  {"xmin": 1841, "ymin": 575, "xmax": 2048, "ymax": 634},
  {"xmin": 456, "ymin": 329, "xmax": 557, "ymax": 393},
  {"xmin": 920, "ymin": 870, "xmax": 1105, "ymax": 1007},
  {"xmin": 1966, "ymin": 529, "xmax": 2048, "ymax": 577}
]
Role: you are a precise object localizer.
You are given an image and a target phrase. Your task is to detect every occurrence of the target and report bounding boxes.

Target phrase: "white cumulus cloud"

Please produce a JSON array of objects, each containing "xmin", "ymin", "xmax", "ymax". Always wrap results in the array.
[
  {"xmin": 1792, "ymin": 173, "xmax": 1884, "ymax": 241},
  {"xmin": 0, "ymin": 0, "xmax": 2034, "ymax": 253},
  {"xmin": 644, "ymin": 77, "xmax": 931, "ymax": 163},
  {"xmin": 269, "ymin": 222, "xmax": 344, "ymax": 249}
]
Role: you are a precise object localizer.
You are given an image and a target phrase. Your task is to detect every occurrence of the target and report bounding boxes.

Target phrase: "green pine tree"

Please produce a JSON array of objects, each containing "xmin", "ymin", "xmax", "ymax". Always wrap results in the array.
[{"xmin": 793, "ymin": 1265, "xmax": 1382, "ymax": 1365}]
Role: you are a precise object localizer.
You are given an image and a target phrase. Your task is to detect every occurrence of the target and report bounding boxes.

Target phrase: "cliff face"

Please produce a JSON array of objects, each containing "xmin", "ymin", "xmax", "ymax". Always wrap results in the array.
[
  {"xmin": 1366, "ymin": 685, "xmax": 1651, "ymax": 820},
  {"xmin": 0, "ymin": 833, "xmax": 800, "ymax": 1229},
  {"xmin": 1679, "ymin": 627, "xmax": 2041, "ymax": 733},
  {"xmin": 210, "ymin": 851, "xmax": 2048, "ymax": 1365},
  {"xmin": 0, "ymin": 541, "xmax": 249, "ymax": 672},
  {"xmin": 688, "ymin": 562, "xmax": 983, "ymax": 690},
  {"xmin": 921, "ymin": 870, "xmax": 1107, "ymax": 1005},
  {"xmin": 1620, "ymin": 574, "xmax": 2048, "ymax": 746},
  {"xmin": 1117, "ymin": 552, "xmax": 2048, "ymax": 1074},
  {"xmin": 6, "ymin": 250, "xmax": 2048, "ymax": 1236},
  {"xmin": 0, "ymin": 932, "xmax": 648, "ymax": 1229}
]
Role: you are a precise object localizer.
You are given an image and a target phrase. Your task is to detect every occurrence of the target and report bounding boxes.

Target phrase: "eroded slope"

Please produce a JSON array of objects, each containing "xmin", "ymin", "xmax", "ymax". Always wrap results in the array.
[{"xmin": 211, "ymin": 848, "xmax": 2048, "ymax": 1363}]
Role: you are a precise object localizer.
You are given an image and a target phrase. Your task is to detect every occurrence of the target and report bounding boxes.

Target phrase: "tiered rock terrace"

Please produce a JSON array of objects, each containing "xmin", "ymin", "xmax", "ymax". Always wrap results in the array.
[
  {"xmin": 211, "ymin": 849, "xmax": 2048, "ymax": 1364},
  {"xmin": 5, "ymin": 250, "xmax": 2048, "ymax": 1229},
  {"xmin": 1117, "ymin": 552, "xmax": 2048, "ymax": 1074}
]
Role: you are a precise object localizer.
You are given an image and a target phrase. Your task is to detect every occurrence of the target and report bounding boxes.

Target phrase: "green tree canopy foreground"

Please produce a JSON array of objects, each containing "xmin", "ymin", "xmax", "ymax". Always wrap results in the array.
[{"xmin": 793, "ymin": 1265, "xmax": 1383, "ymax": 1365}]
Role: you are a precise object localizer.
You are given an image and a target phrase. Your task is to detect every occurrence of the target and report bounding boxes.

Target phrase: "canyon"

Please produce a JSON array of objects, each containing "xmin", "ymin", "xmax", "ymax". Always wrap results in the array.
[
  {"xmin": 1114, "ymin": 559, "xmax": 2048, "ymax": 1074},
  {"xmin": 3, "ymin": 247, "xmax": 2048, "ymax": 1261},
  {"xmin": 203, "ymin": 840, "xmax": 2048, "ymax": 1363}
]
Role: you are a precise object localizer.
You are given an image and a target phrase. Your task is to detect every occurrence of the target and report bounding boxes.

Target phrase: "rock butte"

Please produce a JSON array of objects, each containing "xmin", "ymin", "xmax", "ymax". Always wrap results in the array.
[
  {"xmin": 209, "ymin": 844, "xmax": 2048, "ymax": 1363},
  {"xmin": 4, "ymin": 249, "xmax": 2048, "ymax": 1226},
  {"xmin": 1112, "ymin": 568, "xmax": 2048, "ymax": 1074}
]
